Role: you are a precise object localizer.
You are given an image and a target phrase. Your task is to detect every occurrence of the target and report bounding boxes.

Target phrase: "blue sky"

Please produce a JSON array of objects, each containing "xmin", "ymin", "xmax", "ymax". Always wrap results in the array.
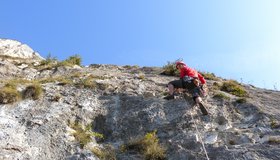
[{"xmin": 1, "ymin": 0, "xmax": 280, "ymax": 90}]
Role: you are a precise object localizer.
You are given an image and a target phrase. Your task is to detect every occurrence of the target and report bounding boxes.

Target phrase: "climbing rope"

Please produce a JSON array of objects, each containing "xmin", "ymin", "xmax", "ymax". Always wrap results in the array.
[
  {"xmin": 189, "ymin": 106, "xmax": 210, "ymax": 160},
  {"xmin": 182, "ymin": 93, "xmax": 210, "ymax": 160}
]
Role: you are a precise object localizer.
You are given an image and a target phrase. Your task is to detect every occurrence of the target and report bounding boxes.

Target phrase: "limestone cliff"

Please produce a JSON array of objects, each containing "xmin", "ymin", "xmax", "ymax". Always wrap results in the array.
[
  {"xmin": 0, "ymin": 39, "xmax": 43, "ymax": 62},
  {"xmin": 0, "ymin": 40, "xmax": 279, "ymax": 160}
]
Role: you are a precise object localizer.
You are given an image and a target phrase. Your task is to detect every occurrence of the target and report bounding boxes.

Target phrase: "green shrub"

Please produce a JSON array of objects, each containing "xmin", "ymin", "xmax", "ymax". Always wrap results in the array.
[
  {"xmin": 213, "ymin": 93, "xmax": 230, "ymax": 100},
  {"xmin": 221, "ymin": 80, "xmax": 247, "ymax": 97},
  {"xmin": 126, "ymin": 131, "xmax": 166, "ymax": 160},
  {"xmin": 40, "ymin": 53, "xmax": 57, "ymax": 66},
  {"xmin": 74, "ymin": 75, "xmax": 110, "ymax": 89},
  {"xmin": 139, "ymin": 74, "xmax": 146, "ymax": 80},
  {"xmin": 212, "ymin": 82, "xmax": 222, "ymax": 90},
  {"xmin": 200, "ymin": 72, "xmax": 219, "ymax": 81},
  {"xmin": 0, "ymin": 79, "xmax": 40, "ymax": 104},
  {"xmin": 70, "ymin": 123, "xmax": 104, "ymax": 148},
  {"xmin": 72, "ymin": 124, "xmax": 92, "ymax": 148},
  {"xmin": 38, "ymin": 54, "xmax": 82, "ymax": 69},
  {"xmin": 162, "ymin": 59, "xmax": 182, "ymax": 76},
  {"xmin": 56, "ymin": 61, "xmax": 70, "ymax": 67},
  {"xmin": 75, "ymin": 77, "xmax": 97, "ymax": 89},
  {"xmin": 0, "ymin": 87, "xmax": 21, "ymax": 104},
  {"xmin": 23, "ymin": 83, "xmax": 43, "ymax": 100},
  {"xmin": 123, "ymin": 65, "xmax": 139, "ymax": 70},
  {"xmin": 62, "ymin": 54, "xmax": 82, "ymax": 66},
  {"xmin": 270, "ymin": 118, "xmax": 279, "ymax": 129},
  {"xmin": 91, "ymin": 145, "xmax": 116, "ymax": 160},
  {"xmin": 236, "ymin": 98, "xmax": 247, "ymax": 104},
  {"xmin": 36, "ymin": 54, "xmax": 58, "ymax": 70}
]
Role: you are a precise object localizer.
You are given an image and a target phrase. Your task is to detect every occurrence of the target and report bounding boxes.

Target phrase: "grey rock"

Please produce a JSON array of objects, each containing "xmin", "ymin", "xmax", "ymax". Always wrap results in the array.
[
  {"xmin": 67, "ymin": 150, "xmax": 99, "ymax": 160},
  {"xmin": 0, "ymin": 60, "xmax": 21, "ymax": 78},
  {"xmin": 0, "ymin": 43, "xmax": 279, "ymax": 159},
  {"xmin": 0, "ymin": 39, "xmax": 43, "ymax": 61}
]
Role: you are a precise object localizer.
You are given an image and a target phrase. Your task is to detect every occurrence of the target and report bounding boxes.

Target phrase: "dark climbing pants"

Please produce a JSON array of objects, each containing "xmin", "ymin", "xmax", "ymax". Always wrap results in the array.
[{"xmin": 168, "ymin": 79, "xmax": 203, "ymax": 101}]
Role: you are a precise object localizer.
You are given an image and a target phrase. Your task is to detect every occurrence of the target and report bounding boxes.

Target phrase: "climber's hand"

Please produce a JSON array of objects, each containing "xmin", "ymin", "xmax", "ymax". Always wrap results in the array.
[
  {"xmin": 193, "ymin": 79, "xmax": 199, "ymax": 86},
  {"xmin": 201, "ymin": 84, "xmax": 208, "ymax": 96}
]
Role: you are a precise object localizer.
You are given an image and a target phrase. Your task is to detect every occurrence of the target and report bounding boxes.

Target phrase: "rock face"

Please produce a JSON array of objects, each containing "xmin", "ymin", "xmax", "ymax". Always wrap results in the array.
[
  {"xmin": 0, "ymin": 39, "xmax": 43, "ymax": 61},
  {"xmin": 0, "ymin": 40, "xmax": 280, "ymax": 160},
  {"xmin": 0, "ymin": 39, "xmax": 44, "ymax": 78}
]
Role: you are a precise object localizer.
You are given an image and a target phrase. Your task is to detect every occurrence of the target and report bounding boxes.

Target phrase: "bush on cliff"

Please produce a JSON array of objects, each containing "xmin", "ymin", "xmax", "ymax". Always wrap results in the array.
[{"xmin": 0, "ymin": 85, "xmax": 21, "ymax": 104}]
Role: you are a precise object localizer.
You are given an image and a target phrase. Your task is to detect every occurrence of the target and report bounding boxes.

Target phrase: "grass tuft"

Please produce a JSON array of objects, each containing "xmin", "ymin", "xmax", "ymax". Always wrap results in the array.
[
  {"xmin": 36, "ymin": 54, "xmax": 82, "ymax": 70},
  {"xmin": 139, "ymin": 74, "xmax": 146, "ymax": 80},
  {"xmin": 200, "ymin": 72, "xmax": 219, "ymax": 81},
  {"xmin": 125, "ymin": 131, "xmax": 166, "ymax": 160},
  {"xmin": 4, "ymin": 82, "xmax": 17, "ymax": 90},
  {"xmin": 91, "ymin": 145, "xmax": 116, "ymax": 160},
  {"xmin": 212, "ymin": 82, "xmax": 222, "ymax": 90},
  {"xmin": 268, "ymin": 137, "xmax": 280, "ymax": 144},
  {"xmin": 75, "ymin": 77, "xmax": 97, "ymax": 89},
  {"xmin": 58, "ymin": 54, "xmax": 82, "ymax": 67},
  {"xmin": 161, "ymin": 59, "xmax": 182, "ymax": 77},
  {"xmin": 70, "ymin": 123, "xmax": 104, "ymax": 148},
  {"xmin": 0, "ymin": 79, "xmax": 43, "ymax": 104},
  {"xmin": 270, "ymin": 118, "xmax": 279, "ymax": 129},
  {"xmin": 213, "ymin": 92, "xmax": 230, "ymax": 100},
  {"xmin": 23, "ymin": 83, "xmax": 43, "ymax": 100},
  {"xmin": 221, "ymin": 80, "xmax": 247, "ymax": 97},
  {"xmin": 123, "ymin": 65, "xmax": 139, "ymax": 70},
  {"xmin": 74, "ymin": 75, "xmax": 111, "ymax": 89},
  {"xmin": 40, "ymin": 53, "xmax": 57, "ymax": 66},
  {"xmin": 0, "ymin": 86, "xmax": 21, "ymax": 104}
]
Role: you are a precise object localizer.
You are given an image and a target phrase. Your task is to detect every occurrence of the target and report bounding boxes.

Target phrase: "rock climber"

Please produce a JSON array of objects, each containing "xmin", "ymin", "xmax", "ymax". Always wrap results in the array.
[{"xmin": 164, "ymin": 61, "xmax": 208, "ymax": 115}]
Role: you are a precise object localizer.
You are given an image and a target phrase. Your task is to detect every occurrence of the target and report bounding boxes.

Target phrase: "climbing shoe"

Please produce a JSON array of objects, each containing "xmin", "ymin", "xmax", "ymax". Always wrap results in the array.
[
  {"xmin": 199, "ymin": 102, "xmax": 208, "ymax": 115},
  {"xmin": 163, "ymin": 94, "xmax": 174, "ymax": 100}
]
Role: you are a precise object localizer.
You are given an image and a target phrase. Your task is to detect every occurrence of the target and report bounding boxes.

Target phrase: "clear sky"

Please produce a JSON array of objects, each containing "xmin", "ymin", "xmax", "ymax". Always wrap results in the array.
[{"xmin": 1, "ymin": 0, "xmax": 280, "ymax": 90}]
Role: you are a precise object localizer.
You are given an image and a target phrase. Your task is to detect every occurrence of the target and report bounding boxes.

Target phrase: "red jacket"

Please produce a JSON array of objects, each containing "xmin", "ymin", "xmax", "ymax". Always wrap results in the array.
[{"xmin": 179, "ymin": 65, "xmax": 206, "ymax": 84}]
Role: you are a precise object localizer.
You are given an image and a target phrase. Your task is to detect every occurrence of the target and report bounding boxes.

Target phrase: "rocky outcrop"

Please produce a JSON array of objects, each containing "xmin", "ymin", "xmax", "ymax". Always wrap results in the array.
[
  {"xmin": 0, "ymin": 39, "xmax": 43, "ymax": 62},
  {"xmin": 0, "ymin": 40, "xmax": 279, "ymax": 160}
]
